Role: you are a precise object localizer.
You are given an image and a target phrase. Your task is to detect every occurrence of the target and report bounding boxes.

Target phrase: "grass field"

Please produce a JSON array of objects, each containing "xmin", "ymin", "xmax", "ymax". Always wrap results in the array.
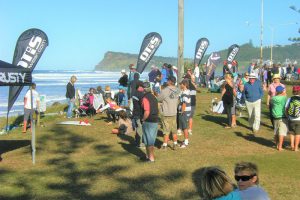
[{"xmin": 0, "ymin": 87, "xmax": 299, "ymax": 200}]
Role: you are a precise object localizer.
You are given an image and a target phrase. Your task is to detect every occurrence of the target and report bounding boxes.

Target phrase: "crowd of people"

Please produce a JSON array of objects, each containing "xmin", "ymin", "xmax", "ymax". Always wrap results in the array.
[
  {"xmin": 20, "ymin": 60, "xmax": 300, "ymax": 198},
  {"xmin": 215, "ymin": 60, "xmax": 300, "ymax": 152}
]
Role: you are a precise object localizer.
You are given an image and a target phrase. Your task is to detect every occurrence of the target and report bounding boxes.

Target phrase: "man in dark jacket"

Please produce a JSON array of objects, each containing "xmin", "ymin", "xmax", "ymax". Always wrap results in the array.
[
  {"xmin": 66, "ymin": 75, "xmax": 77, "ymax": 118},
  {"xmin": 118, "ymin": 69, "xmax": 128, "ymax": 88}
]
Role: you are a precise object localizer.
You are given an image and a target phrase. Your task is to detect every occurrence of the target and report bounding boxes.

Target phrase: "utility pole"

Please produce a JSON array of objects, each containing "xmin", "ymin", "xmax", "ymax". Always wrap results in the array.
[
  {"xmin": 178, "ymin": 0, "xmax": 184, "ymax": 83},
  {"xmin": 260, "ymin": 0, "xmax": 264, "ymax": 67}
]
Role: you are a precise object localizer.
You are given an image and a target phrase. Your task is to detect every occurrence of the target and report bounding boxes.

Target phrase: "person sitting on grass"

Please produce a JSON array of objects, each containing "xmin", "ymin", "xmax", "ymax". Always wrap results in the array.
[
  {"xmin": 285, "ymin": 85, "xmax": 300, "ymax": 151},
  {"xmin": 111, "ymin": 110, "xmax": 133, "ymax": 135},
  {"xmin": 270, "ymin": 85, "xmax": 288, "ymax": 151},
  {"xmin": 234, "ymin": 162, "xmax": 270, "ymax": 200},
  {"xmin": 96, "ymin": 97, "xmax": 124, "ymax": 125},
  {"xmin": 199, "ymin": 166, "xmax": 241, "ymax": 200}
]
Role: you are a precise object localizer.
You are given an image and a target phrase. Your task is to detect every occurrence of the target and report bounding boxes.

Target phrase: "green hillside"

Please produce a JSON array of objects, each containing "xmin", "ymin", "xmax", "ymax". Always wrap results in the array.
[{"xmin": 94, "ymin": 42, "xmax": 300, "ymax": 72}]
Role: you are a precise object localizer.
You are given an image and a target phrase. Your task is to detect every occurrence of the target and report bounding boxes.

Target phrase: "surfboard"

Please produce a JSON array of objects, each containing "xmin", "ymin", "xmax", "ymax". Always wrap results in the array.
[{"xmin": 56, "ymin": 121, "xmax": 91, "ymax": 126}]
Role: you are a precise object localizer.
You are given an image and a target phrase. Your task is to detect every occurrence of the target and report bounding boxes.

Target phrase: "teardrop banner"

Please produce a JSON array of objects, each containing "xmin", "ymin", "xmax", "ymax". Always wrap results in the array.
[
  {"xmin": 8, "ymin": 28, "xmax": 49, "ymax": 114},
  {"xmin": 194, "ymin": 38, "xmax": 209, "ymax": 66},
  {"xmin": 136, "ymin": 32, "xmax": 162, "ymax": 74}
]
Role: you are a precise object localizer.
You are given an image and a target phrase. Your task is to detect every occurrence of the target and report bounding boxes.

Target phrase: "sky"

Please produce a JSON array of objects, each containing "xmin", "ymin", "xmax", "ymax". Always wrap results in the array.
[{"xmin": 0, "ymin": 0, "xmax": 299, "ymax": 70}]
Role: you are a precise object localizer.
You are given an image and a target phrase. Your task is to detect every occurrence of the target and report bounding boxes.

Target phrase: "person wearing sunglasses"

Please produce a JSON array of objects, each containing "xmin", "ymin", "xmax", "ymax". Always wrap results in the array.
[{"xmin": 234, "ymin": 162, "xmax": 270, "ymax": 200}]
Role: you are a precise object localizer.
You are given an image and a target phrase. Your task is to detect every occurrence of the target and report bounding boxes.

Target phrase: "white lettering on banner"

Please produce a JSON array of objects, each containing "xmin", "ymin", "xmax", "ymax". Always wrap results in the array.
[
  {"xmin": 195, "ymin": 41, "xmax": 208, "ymax": 59},
  {"xmin": 227, "ymin": 47, "xmax": 239, "ymax": 62},
  {"xmin": 140, "ymin": 37, "xmax": 161, "ymax": 62},
  {"xmin": 17, "ymin": 36, "xmax": 44, "ymax": 68},
  {"xmin": 0, "ymin": 72, "xmax": 27, "ymax": 83}
]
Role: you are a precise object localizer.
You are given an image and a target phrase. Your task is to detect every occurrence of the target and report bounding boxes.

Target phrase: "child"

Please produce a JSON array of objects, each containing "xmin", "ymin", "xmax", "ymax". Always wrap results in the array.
[
  {"xmin": 111, "ymin": 110, "xmax": 133, "ymax": 135},
  {"xmin": 178, "ymin": 79, "xmax": 191, "ymax": 148},
  {"xmin": 285, "ymin": 85, "xmax": 300, "ymax": 151},
  {"xmin": 271, "ymin": 85, "xmax": 287, "ymax": 151}
]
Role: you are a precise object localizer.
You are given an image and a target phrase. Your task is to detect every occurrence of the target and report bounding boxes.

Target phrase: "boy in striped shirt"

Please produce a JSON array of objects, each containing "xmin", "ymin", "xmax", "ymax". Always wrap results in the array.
[{"xmin": 178, "ymin": 79, "xmax": 191, "ymax": 148}]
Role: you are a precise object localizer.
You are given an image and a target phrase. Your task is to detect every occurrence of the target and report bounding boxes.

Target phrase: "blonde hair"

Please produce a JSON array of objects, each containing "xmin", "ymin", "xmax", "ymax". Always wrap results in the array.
[
  {"xmin": 105, "ymin": 85, "xmax": 111, "ymax": 91},
  {"xmin": 70, "ymin": 75, "xmax": 77, "ymax": 83},
  {"xmin": 224, "ymin": 73, "xmax": 232, "ymax": 80},
  {"xmin": 234, "ymin": 162, "xmax": 259, "ymax": 184},
  {"xmin": 200, "ymin": 166, "xmax": 235, "ymax": 199}
]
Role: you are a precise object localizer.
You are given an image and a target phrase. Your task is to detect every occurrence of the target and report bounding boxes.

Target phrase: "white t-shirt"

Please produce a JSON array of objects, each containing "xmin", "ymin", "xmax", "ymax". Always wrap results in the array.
[
  {"xmin": 24, "ymin": 89, "xmax": 40, "ymax": 109},
  {"xmin": 194, "ymin": 66, "xmax": 200, "ymax": 78}
]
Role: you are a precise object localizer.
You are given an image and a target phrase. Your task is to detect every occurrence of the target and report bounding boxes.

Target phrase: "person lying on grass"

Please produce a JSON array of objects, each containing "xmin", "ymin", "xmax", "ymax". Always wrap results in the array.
[{"xmin": 111, "ymin": 110, "xmax": 133, "ymax": 135}]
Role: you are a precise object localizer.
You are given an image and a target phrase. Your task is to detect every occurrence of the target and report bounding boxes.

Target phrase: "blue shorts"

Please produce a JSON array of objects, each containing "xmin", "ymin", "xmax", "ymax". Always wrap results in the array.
[{"xmin": 142, "ymin": 122, "xmax": 158, "ymax": 146}]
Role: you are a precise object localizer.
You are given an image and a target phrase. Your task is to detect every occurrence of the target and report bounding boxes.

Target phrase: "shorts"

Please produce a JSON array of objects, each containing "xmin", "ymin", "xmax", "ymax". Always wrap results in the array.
[
  {"xmin": 24, "ymin": 108, "xmax": 34, "ymax": 121},
  {"xmin": 273, "ymin": 118, "xmax": 288, "ymax": 136},
  {"xmin": 142, "ymin": 122, "xmax": 158, "ymax": 146},
  {"xmin": 190, "ymin": 106, "xmax": 195, "ymax": 118},
  {"xmin": 288, "ymin": 120, "xmax": 300, "ymax": 135},
  {"xmin": 161, "ymin": 116, "xmax": 177, "ymax": 135},
  {"xmin": 178, "ymin": 114, "xmax": 188, "ymax": 130}
]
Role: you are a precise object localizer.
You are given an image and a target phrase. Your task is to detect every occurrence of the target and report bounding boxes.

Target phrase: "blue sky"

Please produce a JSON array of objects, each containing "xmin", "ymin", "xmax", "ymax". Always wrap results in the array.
[{"xmin": 0, "ymin": 0, "xmax": 299, "ymax": 70}]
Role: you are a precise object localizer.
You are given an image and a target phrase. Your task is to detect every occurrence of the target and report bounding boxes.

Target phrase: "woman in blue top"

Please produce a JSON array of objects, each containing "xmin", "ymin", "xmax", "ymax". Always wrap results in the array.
[{"xmin": 199, "ymin": 166, "xmax": 241, "ymax": 200}]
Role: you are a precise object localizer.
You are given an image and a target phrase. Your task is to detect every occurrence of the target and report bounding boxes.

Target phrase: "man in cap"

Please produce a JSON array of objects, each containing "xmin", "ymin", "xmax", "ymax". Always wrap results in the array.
[
  {"xmin": 285, "ymin": 85, "xmax": 300, "ymax": 151},
  {"xmin": 241, "ymin": 73, "xmax": 264, "ymax": 135},
  {"xmin": 157, "ymin": 76, "xmax": 180, "ymax": 150},
  {"xmin": 267, "ymin": 74, "xmax": 286, "ymax": 128}
]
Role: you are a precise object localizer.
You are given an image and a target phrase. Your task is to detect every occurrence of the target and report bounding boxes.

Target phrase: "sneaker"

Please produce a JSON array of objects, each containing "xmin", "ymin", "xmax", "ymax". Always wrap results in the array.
[
  {"xmin": 139, "ymin": 156, "xmax": 149, "ymax": 162},
  {"xmin": 177, "ymin": 129, "xmax": 182, "ymax": 136},
  {"xmin": 188, "ymin": 129, "xmax": 192, "ymax": 135},
  {"xmin": 161, "ymin": 145, "xmax": 167, "ymax": 150},
  {"xmin": 138, "ymin": 143, "xmax": 146, "ymax": 149},
  {"xmin": 180, "ymin": 143, "xmax": 188, "ymax": 148}
]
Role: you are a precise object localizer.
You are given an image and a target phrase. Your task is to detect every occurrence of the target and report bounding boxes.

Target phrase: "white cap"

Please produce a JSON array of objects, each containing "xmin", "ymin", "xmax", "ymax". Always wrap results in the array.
[{"xmin": 121, "ymin": 69, "xmax": 126, "ymax": 73}]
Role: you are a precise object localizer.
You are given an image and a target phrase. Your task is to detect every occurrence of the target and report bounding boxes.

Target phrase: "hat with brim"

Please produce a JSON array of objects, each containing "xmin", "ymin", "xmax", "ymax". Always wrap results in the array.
[
  {"xmin": 272, "ymin": 74, "xmax": 281, "ymax": 80},
  {"xmin": 248, "ymin": 73, "xmax": 257, "ymax": 79}
]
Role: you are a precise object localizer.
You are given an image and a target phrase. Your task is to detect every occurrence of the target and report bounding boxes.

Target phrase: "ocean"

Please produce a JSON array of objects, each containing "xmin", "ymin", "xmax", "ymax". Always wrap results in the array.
[{"xmin": 0, "ymin": 70, "xmax": 147, "ymax": 117}]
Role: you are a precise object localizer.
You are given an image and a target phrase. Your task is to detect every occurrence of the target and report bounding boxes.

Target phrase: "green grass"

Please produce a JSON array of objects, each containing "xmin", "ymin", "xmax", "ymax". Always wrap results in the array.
[{"xmin": 0, "ymin": 87, "xmax": 299, "ymax": 200}]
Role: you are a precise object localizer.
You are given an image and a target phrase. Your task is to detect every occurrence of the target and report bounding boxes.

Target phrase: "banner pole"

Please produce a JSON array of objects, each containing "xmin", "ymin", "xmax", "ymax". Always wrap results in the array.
[{"xmin": 30, "ymin": 87, "xmax": 36, "ymax": 164}]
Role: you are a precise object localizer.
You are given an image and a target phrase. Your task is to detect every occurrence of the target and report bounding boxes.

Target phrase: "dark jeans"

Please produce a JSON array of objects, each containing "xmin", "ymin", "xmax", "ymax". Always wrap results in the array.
[{"xmin": 224, "ymin": 103, "xmax": 232, "ymax": 126}]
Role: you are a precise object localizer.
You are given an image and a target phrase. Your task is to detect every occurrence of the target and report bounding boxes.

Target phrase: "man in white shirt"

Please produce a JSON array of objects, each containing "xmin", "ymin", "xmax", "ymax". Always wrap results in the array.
[{"xmin": 23, "ymin": 83, "xmax": 40, "ymax": 133}]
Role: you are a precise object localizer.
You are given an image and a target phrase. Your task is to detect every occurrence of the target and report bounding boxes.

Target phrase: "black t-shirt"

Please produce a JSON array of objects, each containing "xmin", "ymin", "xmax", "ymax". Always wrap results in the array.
[{"xmin": 222, "ymin": 84, "xmax": 234, "ymax": 105}]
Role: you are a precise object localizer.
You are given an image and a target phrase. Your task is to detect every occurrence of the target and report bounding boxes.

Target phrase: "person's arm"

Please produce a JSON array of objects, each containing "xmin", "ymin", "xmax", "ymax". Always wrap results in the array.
[
  {"xmin": 181, "ymin": 102, "xmax": 186, "ymax": 114},
  {"xmin": 259, "ymin": 82, "xmax": 264, "ymax": 99}
]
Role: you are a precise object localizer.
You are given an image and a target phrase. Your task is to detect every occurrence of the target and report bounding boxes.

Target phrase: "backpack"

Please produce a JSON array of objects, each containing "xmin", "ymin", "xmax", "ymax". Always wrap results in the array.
[{"xmin": 287, "ymin": 96, "xmax": 300, "ymax": 118}]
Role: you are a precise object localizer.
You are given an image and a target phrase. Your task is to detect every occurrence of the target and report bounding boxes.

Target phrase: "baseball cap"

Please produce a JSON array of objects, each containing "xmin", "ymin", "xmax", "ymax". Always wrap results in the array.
[
  {"xmin": 292, "ymin": 85, "xmax": 300, "ymax": 92},
  {"xmin": 121, "ymin": 69, "xmax": 126, "ymax": 73},
  {"xmin": 275, "ymin": 85, "xmax": 284, "ymax": 93},
  {"xmin": 167, "ymin": 76, "xmax": 176, "ymax": 83}
]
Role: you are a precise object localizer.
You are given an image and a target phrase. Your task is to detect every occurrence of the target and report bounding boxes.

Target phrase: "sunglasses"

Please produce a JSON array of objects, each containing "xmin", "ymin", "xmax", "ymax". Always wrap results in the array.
[{"xmin": 234, "ymin": 175, "xmax": 255, "ymax": 182}]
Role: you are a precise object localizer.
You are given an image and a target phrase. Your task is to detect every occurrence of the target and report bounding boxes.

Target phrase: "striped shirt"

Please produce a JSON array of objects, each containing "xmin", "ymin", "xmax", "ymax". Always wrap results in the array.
[{"xmin": 178, "ymin": 89, "xmax": 191, "ymax": 117}]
